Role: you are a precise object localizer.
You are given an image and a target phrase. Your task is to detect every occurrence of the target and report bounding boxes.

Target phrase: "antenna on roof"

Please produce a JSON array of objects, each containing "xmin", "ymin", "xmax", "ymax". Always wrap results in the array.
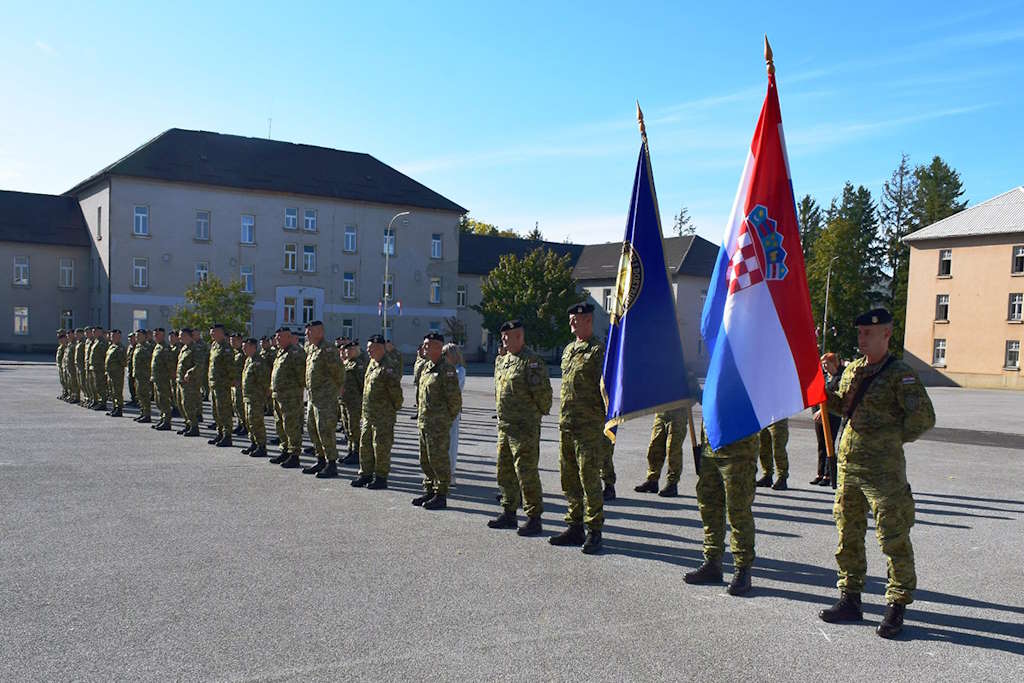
[{"xmin": 267, "ymin": 118, "xmax": 272, "ymax": 139}]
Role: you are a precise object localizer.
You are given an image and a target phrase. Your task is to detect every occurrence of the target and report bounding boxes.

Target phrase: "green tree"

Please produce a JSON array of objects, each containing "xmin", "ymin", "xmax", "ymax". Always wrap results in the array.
[
  {"xmin": 673, "ymin": 205, "xmax": 696, "ymax": 237},
  {"xmin": 796, "ymin": 194, "xmax": 822, "ymax": 261},
  {"xmin": 913, "ymin": 156, "xmax": 967, "ymax": 228},
  {"xmin": 444, "ymin": 316, "xmax": 466, "ymax": 346},
  {"xmin": 170, "ymin": 276, "xmax": 254, "ymax": 334},
  {"xmin": 458, "ymin": 214, "xmax": 519, "ymax": 238},
  {"xmin": 526, "ymin": 222, "xmax": 543, "ymax": 241},
  {"xmin": 880, "ymin": 153, "xmax": 919, "ymax": 353},
  {"xmin": 806, "ymin": 217, "xmax": 869, "ymax": 359},
  {"xmin": 473, "ymin": 248, "xmax": 580, "ymax": 351}
]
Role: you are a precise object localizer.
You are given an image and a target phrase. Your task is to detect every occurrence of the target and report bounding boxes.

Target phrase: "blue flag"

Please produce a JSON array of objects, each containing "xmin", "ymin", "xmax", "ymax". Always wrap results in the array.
[{"xmin": 602, "ymin": 141, "xmax": 691, "ymax": 441}]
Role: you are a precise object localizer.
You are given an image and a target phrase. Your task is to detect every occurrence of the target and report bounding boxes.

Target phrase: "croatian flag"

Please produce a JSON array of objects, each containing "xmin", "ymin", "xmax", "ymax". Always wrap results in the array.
[{"xmin": 700, "ymin": 71, "xmax": 825, "ymax": 450}]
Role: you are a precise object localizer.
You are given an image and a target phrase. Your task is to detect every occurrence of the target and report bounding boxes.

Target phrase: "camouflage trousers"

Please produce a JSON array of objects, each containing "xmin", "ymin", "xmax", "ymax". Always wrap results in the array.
[
  {"xmin": 67, "ymin": 365, "xmax": 80, "ymax": 400},
  {"xmin": 308, "ymin": 400, "xmax": 339, "ymax": 462},
  {"xmin": 342, "ymin": 397, "xmax": 362, "ymax": 455},
  {"xmin": 834, "ymin": 469, "xmax": 917, "ymax": 605},
  {"xmin": 179, "ymin": 382, "xmax": 202, "ymax": 429},
  {"xmin": 106, "ymin": 370, "xmax": 124, "ymax": 410},
  {"xmin": 758, "ymin": 419, "xmax": 789, "ymax": 478},
  {"xmin": 646, "ymin": 414, "xmax": 687, "ymax": 484},
  {"xmin": 696, "ymin": 433, "xmax": 759, "ymax": 568},
  {"xmin": 359, "ymin": 418, "xmax": 395, "ymax": 478},
  {"xmin": 91, "ymin": 369, "xmax": 108, "ymax": 404},
  {"xmin": 497, "ymin": 422, "xmax": 543, "ymax": 518},
  {"xmin": 135, "ymin": 376, "xmax": 152, "ymax": 419},
  {"xmin": 128, "ymin": 370, "xmax": 137, "ymax": 402},
  {"xmin": 153, "ymin": 378, "xmax": 173, "ymax": 425},
  {"xmin": 419, "ymin": 421, "xmax": 453, "ymax": 496},
  {"xmin": 244, "ymin": 397, "xmax": 266, "ymax": 448},
  {"xmin": 210, "ymin": 383, "xmax": 234, "ymax": 437},
  {"xmin": 273, "ymin": 393, "xmax": 303, "ymax": 454},
  {"xmin": 78, "ymin": 368, "xmax": 88, "ymax": 400},
  {"xmin": 559, "ymin": 426, "xmax": 609, "ymax": 530},
  {"xmin": 233, "ymin": 386, "xmax": 245, "ymax": 429}
]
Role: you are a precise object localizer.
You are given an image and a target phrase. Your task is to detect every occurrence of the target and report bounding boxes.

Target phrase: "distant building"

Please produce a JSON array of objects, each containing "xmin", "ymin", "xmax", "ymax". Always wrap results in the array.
[{"xmin": 903, "ymin": 187, "xmax": 1023, "ymax": 389}]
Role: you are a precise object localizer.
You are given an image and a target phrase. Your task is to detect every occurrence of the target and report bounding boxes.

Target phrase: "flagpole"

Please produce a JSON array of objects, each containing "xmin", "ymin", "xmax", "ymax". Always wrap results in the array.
[{"xmin": 687, "ymin": 409, "xmax": 700, "ymax": 475}]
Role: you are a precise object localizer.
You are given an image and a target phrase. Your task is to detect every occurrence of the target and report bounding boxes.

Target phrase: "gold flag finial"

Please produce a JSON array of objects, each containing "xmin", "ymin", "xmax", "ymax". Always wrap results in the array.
[
  {"xmin": 764, "ymin": 34, "xmax": 775, "ymax": 76},
  {"xmin": 636, "ymin": 100, "xmax": 647, "ymax": 144}
]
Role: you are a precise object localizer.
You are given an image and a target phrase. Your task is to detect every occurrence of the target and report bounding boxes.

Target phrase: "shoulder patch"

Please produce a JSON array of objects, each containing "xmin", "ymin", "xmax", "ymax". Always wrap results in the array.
[
  {"xmin": 385, "ymin": 367, "xmax": 395, "ymax": 375},
  {"xmin": 901, "ymin": 376, "xmax": 917, "ymax": 384},
  {"xmin": 528, "ymin": 361, "xmax": 540, "ymax": 368}
]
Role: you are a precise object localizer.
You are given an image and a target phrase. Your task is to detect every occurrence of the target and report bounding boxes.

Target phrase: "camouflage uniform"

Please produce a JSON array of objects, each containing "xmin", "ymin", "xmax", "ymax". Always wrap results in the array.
[
  {"xmin": 65, "ymin": 336, "xmax": 80, "ymax": 401},
  {"xmin": 758, "ymin": 419, "xmax": 790, "ymax": 479},
  {"xmin": 56, "ymin": 340, "xmax": 67, "ymax": 398},
  {"xmin": 305, "ymin": 340, "xmax": 344, "ymax": 462},
  {"xmin": 359, "ymin": 357, "xmax": 403, "ymax": 478},
  {"xmin": 150, "ymin": 341, "xmax": 174, "ymax": 425},
  {"xmin": 271, "ymin": 343, "xmax": 306, "ymax": 454},
  {"xmin": 232, "ymin": 347, "xmax": 246, "ymax": 431},
  {"xmin": 176, "ymin": 343, "xmax": 201, "ymax": 430},
  {"xmin": 104, "ymin": 342, "xmax": 127, "ymax": 411},
  {"xmin": 127, "ymin": 342, "xmax": 137, "ymax": 405},
  {"xmin": 824, "ymin": 354, "xmax": 935, "ymax": 605},
  {"xmin": 645, "ymin": 408, "xmax": 688, "ymax": 485},
  {"xmin": 75, "ymin": 336, "xmax": 87, "ymax": 402},
  {"xmin": 260, "ymin": 344, "xmax": 277, "ymax": 415},
  {"xmin": 412, "ymin": 355, "xmax": 428, "ymax": 411},
  {"xmin": 385, "ymin": 347, "xmax": 403, "ymax": 372},
  {"xmin": 417, "ymin": 357, "xmax": 462, "ymax": 496},
  {"xmin": 242, "ymin": 353, "xmax": 270, "ymax": 449},
  {"xmin": 559, "ymin": 336, "xmax": 611, "ymax": 531},
  {"xmin": 341, "ymin": 352, "xmax": 368, "ymax": 458},
  {"xmin": 208, "ymin": 339, "xmax": 235, "ymax": 439},
  {"xmin": 494, "ymin": 347, "xmax": 552, "ymax": 518},
  {"xmin": 169, "ymin": 342, "xmax": 183, "ymax": 417},
  {"xmin": 192, "ymin": 337, "xmax": 210, "ymax": 418},
  {"xmin": 91, "ymin": 336, "xmax": 109, "ymax": 406},
  {"xmin": 133, "ymin": 340, "xmax": 154, "ymax": 420},
  {"xmin": 696, "ymin": 428, "xmax": 760, "ymax": 568}
]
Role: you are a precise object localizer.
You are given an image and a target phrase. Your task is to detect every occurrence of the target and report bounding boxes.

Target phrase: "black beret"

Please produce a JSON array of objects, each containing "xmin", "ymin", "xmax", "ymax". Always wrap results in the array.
[
  {"xmin": 153, "ymin": 327, "xmax": 165, "ymax": 333},
  {"xmin": 854, "ymin": 308, "xmax": 893, "ymax": 326},
  {"xmin": 111, "ymin": 329, "xmax": 122, "ymax": 334},
  {"xmin": 180, "ymin": 328, "xmax": 193, "ymax": 334},
  {"xmin": 260, "ymin": 336, "xmax": 269, "ymax": 341},
  {"xmin": 137, "ymin": 329, "xmax": 148, "ymax": 334},
  {"xmin": 567, "ymin": 301, "xmax": 595, "ymax": 315},
  {"xmin": 230, "ymin": 331, "xmax": 242, "ymax": 338},
  {"xmin": 500, "ymin": 319, "xmax": 523, "ymax": 332},
  {"xmin": 276, "ymin": 327, "xmax": 292, "ymax": 334},
  {"xmin": 211, "ymin": 323, "xmax": 225, "ymax": 330},
  {"xmin": 344, "ymin": 341, "xmax": 358, "ymax": 349},
  {"xmin": 244, "ymin": 337, "xmax": 258, "ymax": 346},
  {"xmin": 309, "ymin": 320, "xmax": 323, "ymax": 327},
  {"xmin": 367, "ymin": 334, "xmax": 386, "ymax": 344},
  {"xmin": 423, "ymin": 331, "xmax": 444, "ymax": 343}
]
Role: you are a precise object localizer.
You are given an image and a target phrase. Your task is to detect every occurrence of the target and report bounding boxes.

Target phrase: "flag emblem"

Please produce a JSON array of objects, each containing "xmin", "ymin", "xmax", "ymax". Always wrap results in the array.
[{"xmin": 610, "ymin": 241, "xmax": 644, "ymax": 326}]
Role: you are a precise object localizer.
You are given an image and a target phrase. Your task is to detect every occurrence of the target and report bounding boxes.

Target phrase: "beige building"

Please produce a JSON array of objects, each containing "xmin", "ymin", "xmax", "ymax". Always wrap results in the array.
[
  {"xmin": 1, "ymin": 191, "xmax": 91, "ymax": 352},
  {"xmin": 903, "ymin": 187, "xmax": 1023, "ymax": 389}
]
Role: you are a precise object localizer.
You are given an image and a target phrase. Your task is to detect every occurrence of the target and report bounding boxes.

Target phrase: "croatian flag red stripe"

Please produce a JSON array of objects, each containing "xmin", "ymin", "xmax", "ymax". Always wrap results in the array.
[{"xmin": 700, "ymin": 74, "xmax": 826, "ymax": 450}]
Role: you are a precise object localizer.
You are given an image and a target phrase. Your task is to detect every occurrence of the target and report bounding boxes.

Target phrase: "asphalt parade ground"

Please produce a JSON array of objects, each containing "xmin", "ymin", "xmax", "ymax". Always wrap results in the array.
[{"xmin": 1, "ymin": 361, "xmax": 1022, "ymax": 681}]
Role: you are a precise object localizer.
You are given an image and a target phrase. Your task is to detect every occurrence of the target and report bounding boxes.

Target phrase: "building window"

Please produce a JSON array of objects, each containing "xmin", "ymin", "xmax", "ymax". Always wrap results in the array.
[
  {"xmin": 97, "ymin": 206, "xmax": 102, "ymax": 241},
  {"xmin": 456, "ymin": 284, "xmax": 467, "ymax": 308},
  {"xmin": 428, "ymin": 321, "xmax": 441, "ymax": 334},
  {"xmin": 304, "ymin": 209, "xmax": 317, "ymax": 232},
  {"xmin": 302, "ymin": 298, "xmax": 315, "ymax": 324},
  {"xmin": 935, "ymin": 294, "xmax": 949, "ymax": 321},
  {"xmin": 240, "ymin": 214, "xmax": 255, "ymax": 244},
  {"xmin": 59, "ymin": 257, "xmax": 74, "ymax": 289},
  {"xmin": 431, "ymin": 233, "xmax": 442, "ymax": 259},
  {"xmin": 341, "ymin": 319, "xmax": 353, "ymax": 339},
  {"xmin": 240, "ymin": 265, "xmax": 254, "ymax": 293},
  {"xmin": 383, "ymin": 229, "xmax": 395, "ymax": 256},
  {"xmin": 13, "ymin": 255, "xmax": 29, "ymax": 286},
  {"xmin": 60, "ymin": 309, "xmax": 73, "ymax": 330},
  {"xmin": 132, "ymin": 309, "xmax": 148, "ymax": 331},
  {"xmin": 195, "ymin": 261, "xmax": 209, "ymax": 283},
  {"xmin": 603, "ymin": 288, "xmax": 612, "ymax": 312},
  {"xmin": 303, "ymin": 245, "xmax": 317, "ymax": 273},
  {"xmin": 282, "ymin": 243, "xmax": 295, "ymax": 272},
  {"xmin": 13, "ymin": 306, "xmax": 29, "ymax": 335},
  {"xmin": 1006, "ymin": 340, "xmax": 1021, "ymax": 370},
  {"xmin": 938, "ymin": 249, "xmax": 952, "ymax": 276},
  {"xmin": 283, "ymin": 297, "xmax": 296, "ymax": 324},
  {"xmin": 133, "ymin": 206, "xmax": 149, "ymax": 236},
  {"xmin": 429, "ymin": 277, "xmax": 442, "ymax": 304},
  {"xmin": 195, "ymin": 210, "xmax": 211, "ymax": 241},
  {"xmin": 932, "ymin": 338, "xmax": 946, "ymax": 366},
  {"xmin": 1010, "ymin": 293, "xmax": 1024, "ymax": 322},
  {"xmin": 343, "ymin": 272, "xmax": 356, "ymax": 299},
  {"xmin": 1013, "ymin": 246, "xmax": 1024, "ymax": 275},
  {"xmin": 382, "ymin": 274, "xmax": 394, "ymax": 301},
  {"xmin": 132, "ymin": 257, "xmax": 149, "ymax": 288},
  {"xmin": 284, "ymin": 207, "xmax": 298, "ymax": 230},
  {"xmin": 344, "ymin": 226, "xmax": 357, "ymax": 253}
]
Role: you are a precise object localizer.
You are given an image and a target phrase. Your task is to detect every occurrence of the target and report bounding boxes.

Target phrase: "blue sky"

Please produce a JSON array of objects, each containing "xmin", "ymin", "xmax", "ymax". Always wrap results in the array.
[{"xmin": 1, "ymin": 1, "xmax": 1022, "ymax": 245}]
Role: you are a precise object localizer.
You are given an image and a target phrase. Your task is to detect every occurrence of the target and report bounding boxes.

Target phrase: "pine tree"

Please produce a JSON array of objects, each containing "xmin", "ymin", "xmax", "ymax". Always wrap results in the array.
[
  {"xmin": 673, "ymin": 206, "xmax": 696, "ymax": 237},
  {"xmin": 806, "ymin": 217, "xmax": 867, "ymax": 359},
  {"xmin": 880, "ymin": 154, "xmax": 919, "ymax": 353},
  {"xmin": 526, "ymin": 222, "xmax": 543, "ymax": 241},
  {"xmin": 913, "ymin": 156, "xmax": 967, "ymax": 228},
  {"xmin": 796, "ymin": 194, "xmax": 822, "ymax": 261}
]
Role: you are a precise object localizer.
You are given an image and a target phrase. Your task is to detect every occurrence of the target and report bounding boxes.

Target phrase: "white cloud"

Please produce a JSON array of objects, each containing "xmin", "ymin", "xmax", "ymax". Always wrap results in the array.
[{"xmin": 34, "ymin": 40, "xmax": 56, "ymax": 55}]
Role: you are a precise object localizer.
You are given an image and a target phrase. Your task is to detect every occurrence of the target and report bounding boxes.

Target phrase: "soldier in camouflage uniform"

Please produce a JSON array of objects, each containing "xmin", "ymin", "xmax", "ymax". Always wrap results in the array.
[
  {"xmin": 550, "ymin": 302, "xmax": 610, "ymax": 555},
  {"xmin": 340, "ymin": 341, "xmax": 367, "ymax": 465},
  {"xmin": 192, "ymin": 331, "xmax": 210, "ymax": 425},
  {"xmin": 209, "ymin": 325, "xmax": 238, "ymax": 446},
  {"xmin": 175, "ymin": 329, "xmax": 202, "ymax": 437},
  {"xmin": 90, "ymin": 328, "xmax": 110, "ymax": 411},
  {"xmin": 351, "ymin": 335, "xmax": 403, "ymax": 490},
  {"xmin": 149, "ymin": 328, "xmax": 175, "ymax": 431},
  {"xmin": 230, "ymin": 333, "xmax": 247, "ymax": 436},
  {"xmin": 126, "ymin": 333, "xmax": 138, "ymax": 407},
  {"xmin": 818, "ymin": 308, "xmax": 935, "ymax": 639},
  {"xmin": 132, "ymin": 329, "xmax": 155, "ymax": 423},
  {"xmin": 269, "ymin": 328, "xmax": 307, "ymax": 468},
  {"xmin": 70, "ymin": 328, "xmax": 85, "ymax": 404},
  {"xmin": 167, "ymin": 330, "xmax": 182, "ymax": 419},
  {"xmin": 488, "ymin": 319, "xmax": 553, "ymax": 536},
  {"xmin": 76, "ymin": 328, "xmax": 89, "ymax": 406},
  {"xmin": 411, "ymin": 345, "xmax": 428, "ymax": 420},
  {"xmin": 300, "ymin": 321, "xmax": 344, "ymax": 477},
  {"xmin": 384, "ymin": 340, "xmax": 402, "ymax": 373},
  {"xmin": 241, "ymin": 338, "xmax": 270, "ymax": 457},
  {"xmin": 56, "ymin": 332, "xmax": 68, "ymax": 400},
  {"xmin": 260, "ymin": 337, "xmax": 276, "ymax": 417},
  {"xmin": 635, "ymin": 408, "xmax": 688, "ymax": 498},
  {"xmin": 410, "ymin": 332, "xmax": 462, "ymax": 510},
  {"xmin": 64, "ymin": 330, "xmax": 81, "ymax": 403},
  {"xmin": 756, "ymin": 419, "xmax": 790, "ymax": 490},
  {"xmin": 103, "ymin": 330, "xmax": 127, "ymax": 417},
  {"xmin": 684, "ymin": 423, "xmax": 759, "ymax": 596}
]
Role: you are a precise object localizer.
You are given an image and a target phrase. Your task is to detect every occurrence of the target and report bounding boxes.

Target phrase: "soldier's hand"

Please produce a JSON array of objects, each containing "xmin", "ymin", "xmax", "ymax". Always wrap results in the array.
[
  {"xmin": 820, "ymin": 353, "xmax": 838, "ymax": 375},
  {"xmin": 813, "ymin": 410, "xmax": 822, "ymax": 424}
]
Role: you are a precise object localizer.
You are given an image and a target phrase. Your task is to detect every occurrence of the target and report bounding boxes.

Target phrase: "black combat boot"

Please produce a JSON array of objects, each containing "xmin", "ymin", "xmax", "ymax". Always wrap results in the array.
[
  {"xmin": 315, "ymin": 460, "xmax": 338, "ymax": 479},
  {"xmin": 684, "ymin": 560, "xmax": 724, "ymax": 584},
  {"xmin": 411, "ymin": 492, "xmax": 434, "ymax": 506},
  {"xmin": 232, "ymin": 424, "xmax": 245, "ymax": 436},
  {"xmin": 517, "ymin": 516, "xmax": 542, "ymax": 537},
  {"xmin": 153, "ymin": 422, "xmax": 171, "ymax": 431},
  {"xmin": 279, "ymin": 453, "xmax": 301, "ymax": 468},
  {"xmin": 367, "ymin": 476, "xmax": 388, "ymax": 490},
  {"xmin": 634, "ymin": 479, "xmax": 659, "ymax": 494},
  {"xmin": 207, "ymin": 434, "xmax": 221, "ymax": 444},
  {"xmin": 771, "ymin": 477, "xmax": 788, "ymax": 491},
  {"xmin": 351, "ymin": 474, "xmax": 373, "ymax": 488},
  {"xmin": 176, "ymin": 426, "xmax": 188, "ymax": 435},
  {"xmin": 819, "ymin": 592, "xmax": 864, "ymax": 623},
  {"xmin": 876, "ymin": 603, "xmax": 906, "ymax": 639},
  {"xmin": 658, "ymin": 482, "xmax": 679, "ymax": 497},
  {"xmin": 184, "ymin": 426, "xmax": 200, "ymax": 437},
  {"xmin": 549, "ymin": 524, "xmax": 586, "ymax": 547},
  {"xmin": 269, "ymin": 437, "xmax": 280, "ymax": 445},
  {"xmin": 603, "ymin": 484, "xmax": 616, "ymax": 502},
  {"xmin": 302, "ymin": 458, "xmax": 326, "ymax": 475},
  {"xmin": 206, "ymin": 422, "xmax": 217, "ymax": 430},
  {"xmin": 487, "ymin": 509, "xmax": 518, "ymax": 529},
  {"xmin": 216, "ymin": 435, "xmax": 232, "ymax": 447},
  {"xmin": 110, "ymin": 408, "xmax": 123, "ymax": 417},
  {"xmin": 303, "ymin": 445, "xmax": 316, "ymax": 455},
  {"xmin": 249, "ymin": 446, "xmax": 268, "ymax": 458},
  {"xmin": 581, "ymin": 529, "xmax": 602, "ymax": 555},
  {"xmin": 755, "ymin": 474, "xmax": 773, "ymax": 487},
  {"xmin": 93, "ymin": 403, "xmax": 108, "ymax": 412},
  {"xmin": 269, "ymin": 450, "xmax": 290, "ymax": 464},
  {"xmin": 422, "ymin": 494, "xmax": 447, "ymax": 510},
  {"xmin": 341, "ymin": 450, "xmax": 359, "ymax": 466},
  {"xmin": 137, "ymin": 415, "xmax": 151, "ymax": 424},
  {"xmin": 728, "ymin": 567, "xmax": 752, "ymax": 596},
  {"xmin": 241, "ymin": 444, "xmax": 254, "ymax": 455}
]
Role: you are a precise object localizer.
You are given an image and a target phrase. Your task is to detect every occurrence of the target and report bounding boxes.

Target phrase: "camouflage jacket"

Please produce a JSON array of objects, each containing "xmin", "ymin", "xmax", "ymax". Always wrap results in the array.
[
  {"xmin": 385, "ymin": 347, "xmax": 403, "ymax": 372},
  {"xmin": 361, "ymin": 358, "xmax": 403, "ymax": 424},
  {"xmin": 495, "ymin": 347, "xmax": 552, "ymax": 428},
  {"xmin": 104, "ymin": 343, "xmax": 127, "ymax": 374},
  {"xmin": 559, "ymin": 336, "xmax": 606, "ymax": 430},
  {"xmin": 133, "ymin": 341, "xmax": 154, "ymax": 381},
  {"xmin": 259, "ymin": 346, "xmax": 277, "ymax": 366},
  {"xmin": 825, "ymin": 354, "xmax": 936, "ymax": 475},
  {"xmin": 176, "ymin": 344, "xmax": 198, "ymax": 385},
  {"xmin": 74, "ymin": 340, "xmax": 86, "ymax": 369},
  {"xmin": 413, "ymin": 355, "xmax": 428, "ymax": 387},
  {"xmin": 232, "ymin": 349, "xmax": 245, "ymax": 382},
  {"xmin": 192, "ymin": 339, "xmax": 210, "ymax": 383},
  {"xmin": 242, "ymin": 354, "xmax": 270, "ymax": 399},
  {"xmin": 305, "ymin": 340, "xmax": 344, "ymax": 407},
  {"xmin": 342, "ymin": 354, "xmax": 368, "ymax": 404},
  {"xmin": 417, "ymin": 358, "xmax": 462, "ymax": 428},
  {"xmin": 150, "ymin": 342, "xmax": 174, "ymax": 384},
  {"xmin": 56, "ymin": 343, "xmax": 66, "ymax": 369},
  {"xmin": 91, "ymin": 339, "xmax": 109, "ymax": 372},
  {"xmin": 207, "ymin": 340, "xmax": 234, "ymax": 387},
  {"xmin": 271, "ymin": 343, "xmax": 306, "ymax": 398},
  {"xmin": 126, "ymin": 344, "xmax": 137, "ymax": 378}
]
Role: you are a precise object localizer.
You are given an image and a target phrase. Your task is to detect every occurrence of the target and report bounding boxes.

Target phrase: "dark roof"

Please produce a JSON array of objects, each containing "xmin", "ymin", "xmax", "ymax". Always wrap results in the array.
[
  {"xmin": 572, "ymin": 235, "xmax": 719, "ymax": 280},
  {"xmin": 458, "ymin": 233, "xmax": 584, "ymax": 275},
  {"xmin": 67, "ymin": 128, "xmax": 466, "ymax": 214},
  {"xmin": 0, "ymin": 190, "xmax": 89, "ymax": 247}
]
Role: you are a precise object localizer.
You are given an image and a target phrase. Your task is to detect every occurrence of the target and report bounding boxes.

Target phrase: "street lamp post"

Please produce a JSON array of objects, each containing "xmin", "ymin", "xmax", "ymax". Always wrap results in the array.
[
  {"xmin": 821, "ymin": 255, "xmax": 840, "ymax": 354},
  {"xmin": 383, "ymin": 211, "xmax": 410, "ymax": 339}
]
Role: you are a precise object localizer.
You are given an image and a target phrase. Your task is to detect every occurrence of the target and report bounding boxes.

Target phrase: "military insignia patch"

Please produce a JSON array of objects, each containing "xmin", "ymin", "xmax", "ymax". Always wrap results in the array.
[
  {"xmin": 610, "ymin": 241, "xmax": 643, "ymax": 326},
  {"xmin": 901, "ymin": 376, "xmax": 917, "ymax": 384}
]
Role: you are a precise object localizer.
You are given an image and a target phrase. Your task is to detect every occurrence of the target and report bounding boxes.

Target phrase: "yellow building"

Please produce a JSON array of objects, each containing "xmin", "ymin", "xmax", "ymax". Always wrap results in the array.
[{"xmin": 903, "ymin": 187, "xmax": 1023, "ymax": 389}]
